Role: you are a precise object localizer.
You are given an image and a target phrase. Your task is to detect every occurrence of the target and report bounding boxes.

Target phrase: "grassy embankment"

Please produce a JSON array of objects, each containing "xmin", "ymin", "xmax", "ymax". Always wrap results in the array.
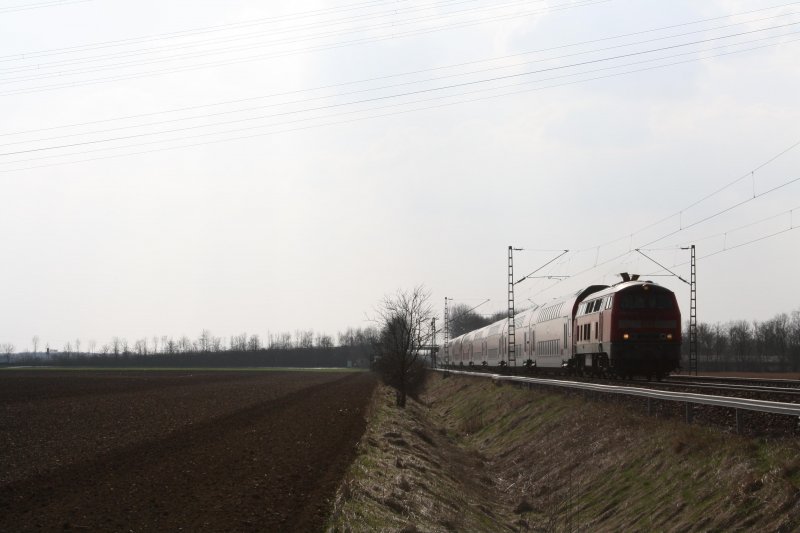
[{"xmin": 327, "ymin": 373, "xmax": 800, "ymax": 532}]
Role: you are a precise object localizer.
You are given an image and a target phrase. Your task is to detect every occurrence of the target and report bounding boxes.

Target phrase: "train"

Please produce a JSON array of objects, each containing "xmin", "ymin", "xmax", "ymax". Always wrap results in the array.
[{"xmin": 444, "ymin": 274, "xmax": 682, "ymax": 380}]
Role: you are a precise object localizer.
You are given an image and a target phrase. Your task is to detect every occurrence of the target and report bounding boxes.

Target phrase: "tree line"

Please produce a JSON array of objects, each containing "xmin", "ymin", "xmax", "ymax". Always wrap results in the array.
[
  {"xmin": 683, "ymin": 308, "xmax": 800, "ymax": 372},
  {"xmin": 1, "ymin": 327, "xmax": 379, "ymax": 368}
]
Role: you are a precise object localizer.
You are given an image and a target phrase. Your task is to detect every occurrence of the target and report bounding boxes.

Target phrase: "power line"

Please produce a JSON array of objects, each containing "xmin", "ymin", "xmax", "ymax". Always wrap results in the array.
[
  {"xmin": 0, "ymin": 0, "xmax": 422, "ymax": 60},
  {"xmin": 4, "ymin": 10, "xmax": 796, "ymax": 150},
  {"xmin": 3, "ymin": 23, "xmax": 797, "ymax": 159},
  {"xmin": 3, "ymin": 30, "xmax": 798, "ymax": 172},
  {"xmin": 0, "ymin": 0, "xmax": 610, "ymax": 96},
  {"xmin": 2, "ymin": 2, "xmax": 793, "ymax": 138},
  {"xmin": 0, "ymin": 0, "xmax": 89, "ymax": 15},
  {"xmin": 0, "ymin": 0, "xmax": 528, "ymax": 74}
]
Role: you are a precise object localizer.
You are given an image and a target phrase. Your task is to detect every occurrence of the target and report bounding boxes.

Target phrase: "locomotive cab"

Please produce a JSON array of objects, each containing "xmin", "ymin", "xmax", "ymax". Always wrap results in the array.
[
  {"xmin": 574, "ymin": 280, "xmax": 681, "ymax": 379},
  {"xmin": 609, "ymin": 282, "xmax": 681, "ymax": 378}
]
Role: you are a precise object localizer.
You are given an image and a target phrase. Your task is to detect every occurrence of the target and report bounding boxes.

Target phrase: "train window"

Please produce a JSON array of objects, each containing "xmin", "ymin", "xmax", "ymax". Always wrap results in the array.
[
  {"xmin": 594, "ymin": 322, "xmax": 598, "ymax": 339},
  {"xmin": 619, "ymin": 291, "xmax": 674, "ymax": 310},
  {"xmin": 605, "ymin": 296, "xmax": 613, "ymax": 309}
]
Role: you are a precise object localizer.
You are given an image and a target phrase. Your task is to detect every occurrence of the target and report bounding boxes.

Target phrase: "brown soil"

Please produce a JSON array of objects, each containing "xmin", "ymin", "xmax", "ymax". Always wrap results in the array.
[{"xmin": 0, "ymin": 370, "xmax": 376, "ymax": 532}]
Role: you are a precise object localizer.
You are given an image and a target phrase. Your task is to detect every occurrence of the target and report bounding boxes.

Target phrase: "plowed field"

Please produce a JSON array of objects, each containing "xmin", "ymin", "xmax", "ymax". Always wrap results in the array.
[{"xmin": 0, "ymin": 370, "xmax": 376, "ymax": 532}]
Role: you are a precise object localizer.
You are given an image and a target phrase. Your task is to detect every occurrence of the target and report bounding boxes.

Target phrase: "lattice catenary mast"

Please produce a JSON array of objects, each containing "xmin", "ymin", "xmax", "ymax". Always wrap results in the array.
[
  {"xmin": 507, "ymin": 246, "xmax": 517, "ymax": 367},
  {"xmin": 688, "ymin": 244, "xmax": 697, "ymax": 375}
]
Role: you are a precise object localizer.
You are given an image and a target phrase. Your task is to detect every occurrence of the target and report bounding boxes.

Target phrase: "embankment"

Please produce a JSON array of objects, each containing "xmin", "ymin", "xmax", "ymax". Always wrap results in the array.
[{"xmin": 327, "ymin": 372, "xmax": 800, "ymax": 532}]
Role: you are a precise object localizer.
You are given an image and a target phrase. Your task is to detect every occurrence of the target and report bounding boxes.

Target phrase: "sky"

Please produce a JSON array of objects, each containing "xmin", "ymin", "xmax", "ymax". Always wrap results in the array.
[{"xmin": 1, "ymin": 0, "xmax": 799, "ymax": 352}]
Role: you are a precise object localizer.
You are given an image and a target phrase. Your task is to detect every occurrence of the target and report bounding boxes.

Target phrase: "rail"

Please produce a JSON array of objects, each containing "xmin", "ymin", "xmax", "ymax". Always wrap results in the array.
[{"xmin": 437, "ymin": 369, "xmax": 800, "ymax": 434}]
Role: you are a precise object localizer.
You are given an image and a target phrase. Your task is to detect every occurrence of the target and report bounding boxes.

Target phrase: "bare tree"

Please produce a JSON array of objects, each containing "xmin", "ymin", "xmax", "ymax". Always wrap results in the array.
[
  {"xmin": 134, "ymin": 338, "xmax": 148, "ymax": 356},
  {"xmin": 75, "ymin": 338, "xmax": 81, "ymax": 355},
  {"xmin": 231, "ymin": 332, "xmax": 248, "ymax": 351},
  {"xmin": 31, "ymin": 335, "xmax": 39, "ymax": 354},
  {"xmin": 197, "ymin": 330, "xmax": 212, "ymax": 352},
  {"xmin": 178, "ymin": 336, "xmax": 192, "ymax": 353},
  {"xmin": 315, "ymin": 333, "xmax": 333, "ymax": 349},
  {"xmin": 1, "ymin": 343, "xmax": 14, "ymax": 364},
  {"xmin": 88, "ymin": 339, "xmax": 97, "ymax": 355},
  {"xmin": 296, "ymin": 330, "xmax": 314, "ymax": 349},
  {"xmin": 164, "ymin": 337, "xmax": 177, "ymax": 354},
  {"xmin": 276, "ymin": 332, "xmax": 293, "ymax": 350},
  {"xmin": 449, "ymin": 303, "xmax": 494, "ymax": 337},
  {"xmin": 728, "ymin": 321, "xmax": 752, "ymax": 363},
  {"xmin": 374, "ymin": 286, "xmax": 434, "ymax": 408},
  {"xmin": 247, "ymin": 334, "xmax": 261, "ymax": 351},
  {"xmin": 338, "ymin": 327, "xmax": 356, "ymax": 347},
  {"xmin": 211, "ymin": 336, "xmax": 224, "ymax": 352}
]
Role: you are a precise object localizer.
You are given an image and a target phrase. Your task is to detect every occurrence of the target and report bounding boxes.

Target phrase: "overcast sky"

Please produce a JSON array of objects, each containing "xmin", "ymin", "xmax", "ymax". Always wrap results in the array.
[{"xmin": 1, "ymin": 0, "xmax": 799, "ymax": 351}]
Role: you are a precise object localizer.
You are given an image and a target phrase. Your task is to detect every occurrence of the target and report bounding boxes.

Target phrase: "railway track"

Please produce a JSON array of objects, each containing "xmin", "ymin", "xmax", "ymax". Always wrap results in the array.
[
  {"xmin": 665, "ymin": 374, "xmax": 800, "ymax": 389},
  {"xmin": 439, "ymin": 366, "xmax": 800, "ymax": 402},
  {"xmin": 437, "ymin": 367, "xmax": 800, "ymax": 435}
]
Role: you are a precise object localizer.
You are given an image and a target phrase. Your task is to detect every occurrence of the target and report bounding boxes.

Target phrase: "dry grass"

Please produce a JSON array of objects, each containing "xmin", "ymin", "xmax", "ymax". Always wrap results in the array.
[{"xmin": 328, "ymin": 373, "xmax": 800, "ymax": 532}]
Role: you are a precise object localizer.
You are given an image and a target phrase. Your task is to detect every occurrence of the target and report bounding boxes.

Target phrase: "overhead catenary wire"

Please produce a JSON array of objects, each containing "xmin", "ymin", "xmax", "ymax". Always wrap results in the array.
[
  {"xmin": 643, "ymin": 224, "xmax": 800, "ymax": 276},
  {"xmin": 524, "ymin": 163, "xmax": 800, "ymax": 298},
  {"xmin": 637, "ymin": 177, "xmax": 800, "ymax": 249},
  {"xmin": 640, "ymin": 205, "xmax": 800, "ymax": 250},
  {"xmin": 569, "ymin": 137, "xmax": 800, "ymax": 255}
]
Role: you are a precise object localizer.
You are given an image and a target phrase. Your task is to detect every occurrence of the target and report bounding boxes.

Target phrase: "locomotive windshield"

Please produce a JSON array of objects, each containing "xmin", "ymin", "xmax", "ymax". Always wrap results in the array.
[{"xmin": 618, "ymin": 289, "xmax": 673, "ymax": 310}]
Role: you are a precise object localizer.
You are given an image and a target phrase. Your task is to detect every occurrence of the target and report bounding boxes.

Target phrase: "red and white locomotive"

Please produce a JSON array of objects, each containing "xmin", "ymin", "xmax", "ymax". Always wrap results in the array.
[{"xmin": 445, "ymin": 274, "xmax": 682, "ymax": 379}]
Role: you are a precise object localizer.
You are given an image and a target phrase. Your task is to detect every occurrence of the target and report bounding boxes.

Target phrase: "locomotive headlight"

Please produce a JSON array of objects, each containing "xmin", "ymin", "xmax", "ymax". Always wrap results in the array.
[
  {"xmin": 623, "ymin": 333, "xmax": 630, "ymax": 340},
  {"xmin": 666, "ymin": 333, "xmax": 673, "ymax": 340}
]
